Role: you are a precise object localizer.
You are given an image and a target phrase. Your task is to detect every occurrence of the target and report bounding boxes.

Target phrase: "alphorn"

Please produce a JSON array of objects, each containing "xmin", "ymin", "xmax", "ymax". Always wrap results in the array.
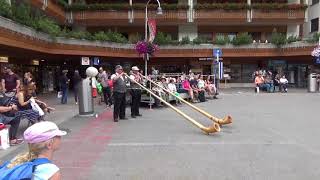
[
  {"xmin": 141, "ymin": 75, "xmax": 232, "ymax": 125},
  {"xmin": 125, "ymin": 74, "xmax": 220, "ymax": 135}
]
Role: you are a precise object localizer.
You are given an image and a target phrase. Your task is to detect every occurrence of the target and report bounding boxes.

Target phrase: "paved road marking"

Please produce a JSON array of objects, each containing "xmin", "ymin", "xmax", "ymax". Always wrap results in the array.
[{"xmin": 107, "ymin": 142, "xmax": 295, "ymax": 146}]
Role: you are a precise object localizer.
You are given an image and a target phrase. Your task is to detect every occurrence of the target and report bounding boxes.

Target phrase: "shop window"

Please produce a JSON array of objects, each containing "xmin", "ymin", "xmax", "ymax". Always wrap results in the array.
[
  {"xmin": 311, "ymin": 18, "xmax": 319, "ymax": 33},
  {"xmin": 312, "ymin": 0, "xmax": 319, "ymax": 5}
]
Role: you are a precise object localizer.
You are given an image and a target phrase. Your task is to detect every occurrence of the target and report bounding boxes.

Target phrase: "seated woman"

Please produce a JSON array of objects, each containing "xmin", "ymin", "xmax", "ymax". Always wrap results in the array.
[
  {"xmin": 205, "ymin": 76, "xmax": 218, "ymax": 99},
  {"xmin": 254, "ymin": 73, "xmax": 271, "ymax": 92},
  {"xmin": 177, "ymin": 76, "xmax": 195, "ymax": 102},
  {"xmin": 279, "ymin": 75, "xmax": 289, "ymax": 93},
  {"xmin": 14, "ymin": 85, "xmax": 54, "ymax": 123},
  {"xmin": 168, "ymin": 79, "xmax": 180, "ymax": 104}
]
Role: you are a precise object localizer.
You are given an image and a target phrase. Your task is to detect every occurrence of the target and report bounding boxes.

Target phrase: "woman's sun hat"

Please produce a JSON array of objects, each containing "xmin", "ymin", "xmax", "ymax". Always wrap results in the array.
[{"xmin": 24, "ymin": 121, "xmax": 67, "ymax": 144}]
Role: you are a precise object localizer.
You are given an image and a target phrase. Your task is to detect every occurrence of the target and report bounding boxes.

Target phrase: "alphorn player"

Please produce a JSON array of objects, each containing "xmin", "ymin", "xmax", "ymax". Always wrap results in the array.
[
  {"xmin": 111, "ymin": 65, "xmax": 128, "ymax": 122},
  {"xmin": 129, "ymin": 66, "xmax": 143, "ymax": 118}
]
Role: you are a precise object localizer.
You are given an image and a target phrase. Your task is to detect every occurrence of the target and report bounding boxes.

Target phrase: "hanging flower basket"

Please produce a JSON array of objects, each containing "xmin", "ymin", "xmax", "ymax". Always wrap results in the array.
[
  {"xmin": 311, "ymin": 45, "xmax": 320, "ymax": 57},
  {"xmin": 135, "ymin": 41, "xmax": 159, "ymax": 56}
]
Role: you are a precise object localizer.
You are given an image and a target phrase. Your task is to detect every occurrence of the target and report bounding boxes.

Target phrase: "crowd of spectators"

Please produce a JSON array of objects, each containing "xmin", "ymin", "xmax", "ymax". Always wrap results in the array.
[
  {"xmin": 148, "ymin": 73, "xmax": 218, "ymax": 105},
  {"xmin": 253, "ymin": 69, "xmax": 289, "ymax": 93}
]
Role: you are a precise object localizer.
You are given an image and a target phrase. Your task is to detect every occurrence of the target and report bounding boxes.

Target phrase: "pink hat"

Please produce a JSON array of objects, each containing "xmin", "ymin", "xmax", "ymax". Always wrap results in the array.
[{"xmin": 24, "ymin": 121, "xmax": 67, "ymax": 144}]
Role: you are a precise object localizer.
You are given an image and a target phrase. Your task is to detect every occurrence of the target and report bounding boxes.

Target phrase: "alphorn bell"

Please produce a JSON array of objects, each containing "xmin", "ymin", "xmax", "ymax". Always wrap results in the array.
[
  {"xmin": 141, "ymin": 75, "xmax": 232, "ymax": 125},
  {"xmin": 125, "ymin": 74, "xmax": 220, "ymax": 135}
]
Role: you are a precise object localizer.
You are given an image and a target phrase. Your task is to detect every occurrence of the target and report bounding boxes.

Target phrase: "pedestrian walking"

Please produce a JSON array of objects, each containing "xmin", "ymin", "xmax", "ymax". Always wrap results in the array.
[
  {"xmin": 72, "ymin": 70, "xmax": 82, "ymax": 105},
  {"xmin": 98, "ymin": 67, "xmax": 112, "ymax": 107},
  {"xmin": 111, "ymin": 65, "xmax": 128, "ymax": 122},
  {"xmin": 23, "ymin": 72, "xmax": 37, "ymax": 97},
  {"xmin": 129, "ymin": 66, "xmax": 143, "ymax": 118},
  {"xmin": 59, "ymin": 70, "xmax": 70, "ymax": 104},
  {"xmin": 0, "ymin": 121, "xmax": 66, "ymax": 180}
]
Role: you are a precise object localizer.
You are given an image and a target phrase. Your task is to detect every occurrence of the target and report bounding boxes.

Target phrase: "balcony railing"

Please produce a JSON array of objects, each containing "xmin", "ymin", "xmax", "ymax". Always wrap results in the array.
[
  {"xmin": 73, "ymin": 9, "xmax": 187, "ymax": 25},
  {"xmin": 133, "ymin": 10, "xmax": 187, "ymax": 23},
  {"xmin": 252, "ymin": 9, "xmax": 305, "ymax": 23},
  {"xmin": 195, "ymin": 10, "xmax": 247, "ymax": 24},
  {"xmin": 73, "ymin": 10, "xmax": 129, "ymax": 23}
]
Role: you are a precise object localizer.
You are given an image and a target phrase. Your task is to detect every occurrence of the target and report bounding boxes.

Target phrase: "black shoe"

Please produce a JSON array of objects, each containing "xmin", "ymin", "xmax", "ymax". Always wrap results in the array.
[
  {"xmin": 131, "ymin": 115, "xmax": 136, "ymax": 118},
  {"xmin": 114, "ymin": 118, "xmax": 118, "ymax": 122},
  {"xmin": 120, "ymin": 117, "xmax": 128, "ymax": 120},
  {"xmin": 136, "ymin": 114, "xmax": 142, "ymax": 116}
]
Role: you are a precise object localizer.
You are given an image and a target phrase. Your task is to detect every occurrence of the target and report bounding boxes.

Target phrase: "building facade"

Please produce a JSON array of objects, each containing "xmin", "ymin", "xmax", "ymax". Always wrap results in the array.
[{"xmin": 0, "ymin": 0, "xmax": 319, "ymax": 89}]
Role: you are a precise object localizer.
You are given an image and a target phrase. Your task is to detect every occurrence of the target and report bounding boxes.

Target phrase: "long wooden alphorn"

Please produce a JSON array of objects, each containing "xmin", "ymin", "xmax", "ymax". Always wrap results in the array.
[
  {"xmin": 125, "ymin": 74, "xmax": 220, "ymax": 135},
  {"xmin": 142, "ymin": 75, "xmax": 232, "ymax": 125}
]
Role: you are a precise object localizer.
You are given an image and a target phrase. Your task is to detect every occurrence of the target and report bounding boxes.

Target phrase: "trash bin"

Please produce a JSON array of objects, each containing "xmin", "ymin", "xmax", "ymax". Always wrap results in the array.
[
  {"xmin": 78, "ymin": 78, "xmax": 94, "ymax": 116},
  {"xmin": 308, "ymin": 73, "xmax": 318, "ymax": 92}
]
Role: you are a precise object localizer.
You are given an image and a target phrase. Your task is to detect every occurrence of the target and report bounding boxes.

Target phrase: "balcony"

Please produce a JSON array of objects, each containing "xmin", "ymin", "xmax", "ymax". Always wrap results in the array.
[
  {"xmin": 194, "ymin": 10, "xmax": 247, "ymax": 25},
  {"xmin": 73, "ymin": 10, "xmax": 187, "ymax": 26},
  {"xmin": 73, "ymin": 10, "xmax": 129, "ymax": 26},
  {"xmin": 30, "ymin": 0, "xmax": 66, "ymax": 23},
  {"xmin": 132, "ymin": 10, "xmax": 187, "ymax": 25},
  {"xmin": 251, "ymin": 9, "xmax": 305, "ymax": 24}
]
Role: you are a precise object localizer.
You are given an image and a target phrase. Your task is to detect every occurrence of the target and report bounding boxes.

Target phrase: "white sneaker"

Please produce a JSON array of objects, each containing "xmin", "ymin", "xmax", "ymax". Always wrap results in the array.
[{"xmin": 76, "ymin": 102, "xmax": 78, "ymax": 105}]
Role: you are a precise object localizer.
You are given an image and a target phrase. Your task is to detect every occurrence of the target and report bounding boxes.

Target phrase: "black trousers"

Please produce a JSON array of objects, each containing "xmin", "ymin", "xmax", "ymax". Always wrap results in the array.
[
  {"xmin": 102, "ymin": 86, "xmax": 112, "ymax": 106},
  {"xmin": 130, "ymin": 89, "xmax": 141, "ymax": 116},
  {"xmin": 0, "ymin": 114, "xmax": 21, "ymax": 140},
  {"xmin": 113, "ymin": 92, "xmax": 126, "ymax": 119}
]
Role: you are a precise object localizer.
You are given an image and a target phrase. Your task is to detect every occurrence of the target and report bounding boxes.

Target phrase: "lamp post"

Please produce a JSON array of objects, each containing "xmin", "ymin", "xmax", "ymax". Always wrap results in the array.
[{"xmin": 144, "ymin": 0, "xmax": 162, "ymax": 77}]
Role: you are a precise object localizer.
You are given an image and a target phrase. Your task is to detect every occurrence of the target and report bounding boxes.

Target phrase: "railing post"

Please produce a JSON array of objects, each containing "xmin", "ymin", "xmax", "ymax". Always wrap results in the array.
[
  {"xmin": 42, "ymin": 0, "xmax": 48, "ymax": 10},
  {"xmin": 247, "ymin": 0, "xmax": 252, "ymax": 22},
  {"xmin": 188, "ymin": 0, "xmax": 194, "ymax": 22}
]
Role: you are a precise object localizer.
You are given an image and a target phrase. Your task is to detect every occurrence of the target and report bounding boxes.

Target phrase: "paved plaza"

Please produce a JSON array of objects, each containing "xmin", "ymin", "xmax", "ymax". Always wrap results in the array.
[{"xmin": 1, "ymin": 89, "xmax": 320, "ymax": 179}]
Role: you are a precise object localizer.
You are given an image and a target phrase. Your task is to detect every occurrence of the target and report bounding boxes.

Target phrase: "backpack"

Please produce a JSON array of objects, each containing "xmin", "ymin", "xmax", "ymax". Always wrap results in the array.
[{"xmin": 0, "ymin": 158, "xmax": 52, "ymax": 180}]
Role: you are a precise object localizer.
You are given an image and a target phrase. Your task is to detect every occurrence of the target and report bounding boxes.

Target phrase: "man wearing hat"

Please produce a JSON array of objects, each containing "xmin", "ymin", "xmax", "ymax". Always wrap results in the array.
[
  {"xmin": 111, "ymin": 65, "xmax": 128, "ymax": 122},
  {"xmin": 129, "ymin": 66, "xmax": 143, "ymax": 118}
]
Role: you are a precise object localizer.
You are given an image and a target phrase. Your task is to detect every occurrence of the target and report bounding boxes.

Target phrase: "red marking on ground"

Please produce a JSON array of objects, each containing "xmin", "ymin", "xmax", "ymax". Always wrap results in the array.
[{"xmin": 54, "ymin": 109, "xmax": 115, "ymax": 180}]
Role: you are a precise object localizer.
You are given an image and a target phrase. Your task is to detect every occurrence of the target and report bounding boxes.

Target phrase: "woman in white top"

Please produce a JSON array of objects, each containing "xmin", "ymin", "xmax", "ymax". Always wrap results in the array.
[
  {"xmin": 5, "ymin": 121, "xmax": 66, "ymax": 180},
  {"xmin": 279, "ymin": 75, "xmax": 288, "ymax": 92}
]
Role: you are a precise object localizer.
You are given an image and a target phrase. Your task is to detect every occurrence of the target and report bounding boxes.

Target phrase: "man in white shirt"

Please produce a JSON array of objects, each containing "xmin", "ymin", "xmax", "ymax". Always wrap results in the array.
[
  {"xmin": 129, "ymin": 66, "xmax": 143, "ymax": 118},
  {"xmin": 111, "ymin": 65, "xmax": 128, "ymax": 122},
  {"xmin": 279, "ymin": 75, "xmax": 289, "ymax": 93}
]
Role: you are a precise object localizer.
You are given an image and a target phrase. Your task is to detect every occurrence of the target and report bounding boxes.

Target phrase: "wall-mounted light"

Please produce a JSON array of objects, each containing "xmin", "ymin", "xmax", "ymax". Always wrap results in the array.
[{"xmin": 0, "ymin": 56, "xmax": 9, "ymax": 63}]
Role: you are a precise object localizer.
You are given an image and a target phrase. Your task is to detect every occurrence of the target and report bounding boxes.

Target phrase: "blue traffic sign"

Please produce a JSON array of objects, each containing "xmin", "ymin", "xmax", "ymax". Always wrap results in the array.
[
  {"xmin": 316, "ymin": 56, "xmax": 320, "ymax": 64},
  {"xmin": 213, "ymin": 48, "xmax": 222, "ymax": 57}
]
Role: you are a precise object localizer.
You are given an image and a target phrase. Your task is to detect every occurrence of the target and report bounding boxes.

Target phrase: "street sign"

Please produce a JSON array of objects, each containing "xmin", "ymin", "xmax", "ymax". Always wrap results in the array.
[
  {"xmin": 316, "ymin": 56, "xmax": 320, "ymax": 64},
  {"xmin": 93, "ymin": 57, "xmax": 100, "ymax": 65},
  {"xmin": 81, "ymin": 57, "xmax": 90, "ymax": 65},
  {"xmin": 199, "ymin": 57, "xmax": 214, "ymax": 61},
  {"xmin": 213, "ymin": 48, "xmax": 222, "ymax": 58}
]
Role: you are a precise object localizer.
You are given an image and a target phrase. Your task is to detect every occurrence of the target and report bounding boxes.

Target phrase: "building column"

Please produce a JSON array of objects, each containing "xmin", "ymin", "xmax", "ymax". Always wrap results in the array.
[
  {"xmin": 247, "ymin": 0, "xmax": 252, "ymax": 22},
  {"xmin": 5, "ymin": 0, "xmax": 11, "ymax": 5},
  {"xmin": 287, "ymin": 25, "xmax": 300, "ymax": 38},
  {"xmin": 187, "ymin": 0, "xmax": 194, "ymax": 22},
  {"xmin": 288, "ymin": 0, "xmax": 300, "ymax": 4},
  {"xmin": 178, "ymin": 24, "xmax": 198, "ymax": 41}
]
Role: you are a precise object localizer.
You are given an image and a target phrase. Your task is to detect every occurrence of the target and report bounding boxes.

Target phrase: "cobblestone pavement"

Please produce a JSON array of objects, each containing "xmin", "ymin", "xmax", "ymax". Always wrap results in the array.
[{"xmin": 1, "ymin": 90, "xmax": 320, "ymax": 179}]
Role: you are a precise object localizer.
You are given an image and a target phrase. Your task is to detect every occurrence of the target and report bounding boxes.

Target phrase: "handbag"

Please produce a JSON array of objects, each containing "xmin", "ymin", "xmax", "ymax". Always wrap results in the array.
[
  {"xmin": 57, "ymin": 91, "xmax": 62, "ymax": 98},
  {"xmin": 0, "ymin": 127, "xmax": 10, "ymax": 150},
  {"xmin": 29, "ymin": 98, "xmax": 45, "ymax": 116}
]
